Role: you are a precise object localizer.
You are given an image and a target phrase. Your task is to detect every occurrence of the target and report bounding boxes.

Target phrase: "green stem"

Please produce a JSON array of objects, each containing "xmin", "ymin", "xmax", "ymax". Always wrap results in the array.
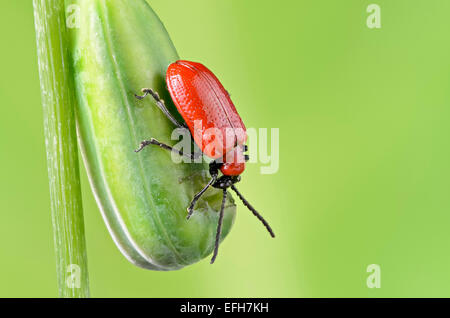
[{"xmin": 33, "ymin": 0, "xmax": 89, "ymax": 298}]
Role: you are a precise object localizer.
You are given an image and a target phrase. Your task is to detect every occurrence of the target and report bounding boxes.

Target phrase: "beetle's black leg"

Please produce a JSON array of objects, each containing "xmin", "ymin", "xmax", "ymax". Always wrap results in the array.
[
  {"xmin": 135, "ymin": 88, "xmax": 185, "ymax": 129},
  {"xmin": 135, "ymin": 138, "xmax": 200, "ymax": 161},
  {"xmin": 231, "ymin": 185, "xmax": 275, "ymax": 238},
  {"xmin": 243, "ymin": 145, "xmax": 249, "ymax": 161},
  {"xmin": 210, "ymin": 189, "xmax": 227, "ymax": 264},
  {"xmin": 186, "ymin": 175, "xmax": 217, "ymax": 220}
]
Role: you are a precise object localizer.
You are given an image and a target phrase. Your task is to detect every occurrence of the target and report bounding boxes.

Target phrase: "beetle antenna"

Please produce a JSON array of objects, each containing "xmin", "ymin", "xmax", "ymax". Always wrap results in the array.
[
  {"xmin": 211, "ymin": 189, "xmax": 227, "ymax": 264},
  {"xmin": 231, "ymin": 185, "xmax": 275, "ymax": 238},
  {"xmin": 186, "ymin": 176, "xmax": 217, "ymax": 219}
]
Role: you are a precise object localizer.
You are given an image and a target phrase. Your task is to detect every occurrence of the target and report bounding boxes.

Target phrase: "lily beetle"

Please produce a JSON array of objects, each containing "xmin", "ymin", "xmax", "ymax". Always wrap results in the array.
[{"xmin": 135, "ymin": 60, "xmax": 275, "ymax": 263}]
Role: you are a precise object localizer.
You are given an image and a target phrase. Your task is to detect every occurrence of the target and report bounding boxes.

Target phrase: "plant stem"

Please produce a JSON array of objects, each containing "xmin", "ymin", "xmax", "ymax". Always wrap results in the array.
[{"xmin": 33, "ymin": 0, "xmax": 89, "ymax": 298}]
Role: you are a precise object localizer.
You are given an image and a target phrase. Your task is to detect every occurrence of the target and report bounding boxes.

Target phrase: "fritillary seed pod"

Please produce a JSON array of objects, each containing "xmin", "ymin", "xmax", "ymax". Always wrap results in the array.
[{"xmin": 67, "ymin": 0, "xmax": 236, "ymax": 270}]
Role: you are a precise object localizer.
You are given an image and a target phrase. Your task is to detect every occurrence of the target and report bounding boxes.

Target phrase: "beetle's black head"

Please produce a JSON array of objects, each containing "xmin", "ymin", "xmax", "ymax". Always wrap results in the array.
[
  {"xmin": 212, "ymin": 175, "xmax": 241, "ymax": 189},
  {"xmin": 209, "ymin": 159, "xmax": 242, "ymax": 189}
]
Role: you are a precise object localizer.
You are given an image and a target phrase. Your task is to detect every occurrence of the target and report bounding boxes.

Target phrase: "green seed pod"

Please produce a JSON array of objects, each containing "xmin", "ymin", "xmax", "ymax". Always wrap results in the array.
[{"xmin": 67, "ymin": 0, "xmax": 236, "ymax": 270}]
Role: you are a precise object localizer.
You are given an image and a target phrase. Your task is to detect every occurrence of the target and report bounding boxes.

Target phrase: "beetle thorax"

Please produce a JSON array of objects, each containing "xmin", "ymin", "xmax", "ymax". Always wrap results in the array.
[{"xmin": 220, "ymin": 146, "xmax": 246, "ymax": 176}]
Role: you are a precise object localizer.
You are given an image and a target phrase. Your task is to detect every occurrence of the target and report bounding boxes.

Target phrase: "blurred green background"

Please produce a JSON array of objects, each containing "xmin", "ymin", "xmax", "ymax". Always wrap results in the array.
[{"xmin": 1, "ymin": 0, "xmax": 450, "ymax": 297}]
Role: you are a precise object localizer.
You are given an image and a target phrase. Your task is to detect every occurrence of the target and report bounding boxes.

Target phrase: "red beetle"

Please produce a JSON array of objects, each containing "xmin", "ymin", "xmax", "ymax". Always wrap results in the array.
[{"xmin": 135, "ymin": 60, "xmax": 274, "ymax": 263}]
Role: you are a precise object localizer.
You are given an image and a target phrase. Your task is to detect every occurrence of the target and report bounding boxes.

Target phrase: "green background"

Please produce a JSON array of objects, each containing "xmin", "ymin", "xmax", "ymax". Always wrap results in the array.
[{"xmin": 1, "ymin": 0, "xmax": 450, "ymax": 297}]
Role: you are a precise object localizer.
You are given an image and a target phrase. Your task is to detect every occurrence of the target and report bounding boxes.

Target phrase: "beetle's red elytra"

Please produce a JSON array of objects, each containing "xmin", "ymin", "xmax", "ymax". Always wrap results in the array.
[
  {"xmin": 135, "ymin": 60, "xmax": 274, "ymax": 264},
  {"xmin": 167, "ymin": 61, "xmax": 247, "ymax": 159}
]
